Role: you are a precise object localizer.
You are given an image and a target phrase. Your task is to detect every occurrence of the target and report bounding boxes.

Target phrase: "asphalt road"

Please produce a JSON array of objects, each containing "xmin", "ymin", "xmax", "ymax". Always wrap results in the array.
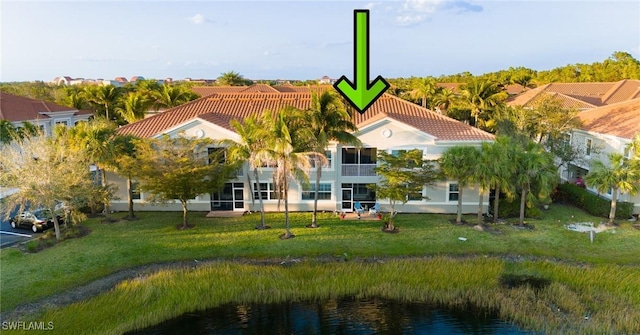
[{"xmin": 0, "ymin": 207, "xmax": 43, "ymax": 248}]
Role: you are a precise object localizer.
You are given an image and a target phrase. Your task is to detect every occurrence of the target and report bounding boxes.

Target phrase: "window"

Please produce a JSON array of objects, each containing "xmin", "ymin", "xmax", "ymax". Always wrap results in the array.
[
  {"xmin": 341, "ymin": 148, "xmax": 377, "ymax": 164},
  {"xmin": 208, "ymin": 148, "xmax": 227, "ymax": 164},
  {"xmin": 310, "ymin": 150, "xmax": 332, "ymax": 169},
  {"xmin": 253, "ymin": 183, "xmax": 279, "ymax": 200},
  {"xmin": 131, "ymin": 181, "xmax": 141, "ymax": 200},
  {"xmin": 624, "ymin": 146, "xmax": 631, "ymax": 159},
  {"xmin": 55, "ymin": 121, "xmax": 68, "ymax": 126},
  {"xmin": 585, "ymin": 139, "xmax": 592, "ymax": 156},
  {"xmin": 342, "ymin": 148, "xmax": 358, "ymax": 164},
  {"xmin": 301, "ymin": 183, "xmax": 332, "ymax": 200},
  {"xmin": 561, "ymin": 133, "xmax": 571, "ymax": 146},
  {"xmin": 360, "ymin": 148, "xmax": 377, "ymax": 164},
  {"xmin": 407, "ymin": 185, "xmax": 423, "ymax": 201},
  {"xmin": 448, "ymin": 183, "xmax": 459, "ymax": 201}
]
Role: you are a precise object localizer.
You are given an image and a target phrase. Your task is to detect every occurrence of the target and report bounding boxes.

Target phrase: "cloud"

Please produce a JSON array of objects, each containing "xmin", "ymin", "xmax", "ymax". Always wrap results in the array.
[
  {"xmin": 395, "ymin": 0, "xmax": 482, "ymax": 26},
  {"xmin": 187, "ymin": 13, "xmax": 206, "ymax": 25}
]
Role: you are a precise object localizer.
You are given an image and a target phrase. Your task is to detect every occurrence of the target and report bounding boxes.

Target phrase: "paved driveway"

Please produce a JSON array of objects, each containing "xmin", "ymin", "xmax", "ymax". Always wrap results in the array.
[{"xmin": 0, "ymin": 207, "xmax": 42, "ymax": 248}]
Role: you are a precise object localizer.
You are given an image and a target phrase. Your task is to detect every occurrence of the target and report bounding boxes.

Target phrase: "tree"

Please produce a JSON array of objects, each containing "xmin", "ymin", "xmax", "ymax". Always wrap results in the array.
[
  {"xmin": 223, "ymin": 115, "xmax": 271, "ymax": 229},
  {"xmin": 82, "ymin": 85, "xmax": 122, "ymax": 121},
  {"xmin": 0, "ymin": 120, "xmax": 17, "ymax": 144},
  {"xmin": 135, "ymin": 135, "xmax": 236, "ymax": 229},
  {"xmin": 17, "ymin": 121, "xmax": 41, "ymax": 139},
  {"xmin": 370, "ymin": 149, "xmax": 439, "ymax": 232},
  {"xmin": 263, "ymin": 107, "xmax": 314, "ymax": 239},
  {"xmin": 513, "ymin": 142, "xmax": 557, "ymax": 225},
  {"xmin": 57, "ymin": 85, "xmax": 87, "ymax": 110},
  {"xmin": 217, "ymin": 71, "xmax": 252, "ymax": 86},
  {"xmin": 585, "ymin": 153, "xmax": 639, "ymax": 225},
  {"xmin": 529, "ymin": 95, "xmax": 582, "ymax": 144},
  {"xmin": 439, "ymin": 146, "xmax": 480, "ymax": 224},
  {"xmin": 0, "ymin": 129, "xmax": 93, "ymax": 240},
  {"xmin": 305, "ymin": 91, "xmax": 360, "ymax": 228},
  {"xmin": 117, "ymin": 91, "xmax": 153, "ymax": 124},
  {"xmin": 110, "ymin": 134, "xmax": 141, "ymax": 220},
  {"xmin": 472, "ymin": 137, "xmax": 515, "ymax": 228},
  {"xmin": 486, "ymin": 136, "xmax": 517, "ymax": 223},
  {"xmin": 152, "ymin": 84, "xmax": 200, "ymax": 110},
  {"xmin": 409, "ymin": 77, "xmax": 438, "ymax": 108},
  {"xmin": 432, "ymin": 88, "xmax": 457, "ymax": 115},
  {"xmin": 66, "ymin": 119, "xmax": 119, "ymax": 221},
  {"xmin": 458, "ymin": 79, "xmax": 508, "ymax": 128}
]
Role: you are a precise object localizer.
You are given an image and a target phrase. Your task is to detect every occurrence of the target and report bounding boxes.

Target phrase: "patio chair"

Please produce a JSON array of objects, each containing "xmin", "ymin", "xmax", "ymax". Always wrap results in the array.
[
  {"xmin": 354, "ymin": 202, "xmax": 365, "ymax": 216},
  {"xmin": 369, "ymin": 203, "xmax": 381, "ymax": 216}
]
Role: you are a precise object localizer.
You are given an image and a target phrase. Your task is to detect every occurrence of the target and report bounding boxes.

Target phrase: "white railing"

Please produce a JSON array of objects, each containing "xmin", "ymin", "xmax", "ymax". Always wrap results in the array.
[{"xmin": 341, "ymin": 164, "xmax": 376, "ymax": 176}]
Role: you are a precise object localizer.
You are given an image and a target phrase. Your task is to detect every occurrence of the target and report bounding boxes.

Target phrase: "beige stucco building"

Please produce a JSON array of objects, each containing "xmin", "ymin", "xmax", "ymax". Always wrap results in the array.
[{"xmin": 112, "ymin": 85, "xmax": 494, "ymax": 215}]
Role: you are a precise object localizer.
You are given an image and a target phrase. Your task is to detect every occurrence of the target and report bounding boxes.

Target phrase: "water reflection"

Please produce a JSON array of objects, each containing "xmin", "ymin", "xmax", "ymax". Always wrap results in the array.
[{"xmin": 128, "ymin": 297, "xmax": 538, "ymax": 335}]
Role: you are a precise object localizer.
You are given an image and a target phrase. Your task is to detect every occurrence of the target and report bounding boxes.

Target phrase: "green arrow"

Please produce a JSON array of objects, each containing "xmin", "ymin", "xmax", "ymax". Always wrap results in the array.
[{"xmin": 334, "ymin": 9, "xmax": 389, "ymax": 115}]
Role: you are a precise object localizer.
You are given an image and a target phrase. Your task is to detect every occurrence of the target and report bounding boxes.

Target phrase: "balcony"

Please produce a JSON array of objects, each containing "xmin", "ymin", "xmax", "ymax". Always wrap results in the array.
[{"xmin": 341, "ymin": 164, "xmax": 376, "ymax": 176}]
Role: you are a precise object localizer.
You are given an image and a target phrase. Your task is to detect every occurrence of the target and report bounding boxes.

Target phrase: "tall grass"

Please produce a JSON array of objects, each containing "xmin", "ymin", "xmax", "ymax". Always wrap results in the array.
[
  {"xmin": 11, "ymin": 257, "xmax": 639, "ymax": 335},
  {"xmin": 2, "ymin": 207, "xmax": 640, "ymax": 334}
]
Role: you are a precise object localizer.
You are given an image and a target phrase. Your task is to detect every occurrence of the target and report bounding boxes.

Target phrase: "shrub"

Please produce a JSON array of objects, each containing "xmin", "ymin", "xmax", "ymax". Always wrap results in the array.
[
  {"xmin": 554, "ymin": 183, "xmax": 634, "ymax": 219},
  {"xmin": 497, "ymin": 197, "xmax": 542, "ymax": 219}
]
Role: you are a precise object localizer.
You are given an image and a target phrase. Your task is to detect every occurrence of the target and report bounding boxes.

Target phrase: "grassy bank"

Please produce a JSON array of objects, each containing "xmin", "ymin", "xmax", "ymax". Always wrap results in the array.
[
  {"xmin": 1, "ymin": 204, "xmax": 639, "ymax": 333},
  {"xmin": 10, "ymin": 258, "xmax": 640, "ymax": 335}
]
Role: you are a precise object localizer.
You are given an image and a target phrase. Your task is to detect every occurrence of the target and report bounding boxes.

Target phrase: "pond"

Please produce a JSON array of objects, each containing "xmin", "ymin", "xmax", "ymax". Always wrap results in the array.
[{"xmin": 127, "ymin": 297, "xmax": 539, "ymax": 334}]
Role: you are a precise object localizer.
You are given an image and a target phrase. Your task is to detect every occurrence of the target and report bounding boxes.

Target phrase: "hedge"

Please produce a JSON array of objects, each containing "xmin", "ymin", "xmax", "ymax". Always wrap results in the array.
[
  {"xmin": 553, "ymin": 183, "xmax": 635, "ymax": 219},
  {"xmin": 496, "ymin": 197, "xmax": 542, "ymax": 219}
]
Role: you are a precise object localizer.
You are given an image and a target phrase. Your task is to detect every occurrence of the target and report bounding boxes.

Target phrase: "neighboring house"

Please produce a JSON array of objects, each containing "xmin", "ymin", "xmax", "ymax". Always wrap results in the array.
[
  {"xmin": 0, "ymin": 93, "xmax": 93, "ymax": 136},
  {"xmin": 507, "ymin": 80, "xmax": 640, "ymax": 110},
  {"xmin": 318, "ymin": 76, "xmax": 336, "ymax": 85},
  {"xmin": 113, "ymin": 85, "xmax": 494, "ymax": 214},
  {"xmin": 562, "ymin": 98, "xmax": 640, "ymax": 214}
]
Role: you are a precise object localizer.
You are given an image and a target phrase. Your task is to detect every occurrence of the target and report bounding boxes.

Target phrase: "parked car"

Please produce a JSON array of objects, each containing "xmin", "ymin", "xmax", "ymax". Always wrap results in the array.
[{"xmin": 10, "ymin": 209, "xmax": 64, "ymax": 233}]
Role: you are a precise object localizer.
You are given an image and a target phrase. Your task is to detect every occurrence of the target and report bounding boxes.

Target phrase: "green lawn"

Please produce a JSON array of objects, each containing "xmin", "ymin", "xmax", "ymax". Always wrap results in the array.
[{"xmin": 1, "ymin": 204, "xmax": 639, "ymax": 315}]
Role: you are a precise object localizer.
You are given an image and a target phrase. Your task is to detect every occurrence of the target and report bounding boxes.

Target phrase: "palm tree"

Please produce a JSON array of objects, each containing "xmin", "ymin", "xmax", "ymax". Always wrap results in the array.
[
  {"xmin": 585, "ymin": 153, "xmax": 639, "ymax": 225},
  {"xmin": 58, "ymin": 85, "xmax": 87, "ymax": 110},
  {"xmin": 152, "ymin": 84, "xmax": 199, "ymax": 110},
  {"xmin": 627, "ymin": 133, "xmax": 640, "ymax": 161},
  {"xmin": 459, "ymin": 79, "xmax": 507, "ymax": 128},
  {"xmin": 487, "ymin": 136, "xmax": 517, "ymax": 223},
  {"xmin": 410, "ymin": 77, "xmax": 438, "ymax": 108},
  {"xmin": 67, "ymin": 119, "xmax": 119, "ymax": 221},
  {"xmin": 432, "ymin": 88, "xmax": 456, "ymax": 115},
  {"xmin": 263, "ymin": 107, "xmax": 313, "ymax": 239},
  {"xmin": 110, "ymin": 134, "xmax": 140, "ymax": 219},
  {"xmin": 217, "ymin": 71, "xmax": 250, "ymax": 86},
  {"xmin": 514, "ymin": 142, "xmax": 557, "ymax": 225},
  {"xmin": 305, "ymin": 91, "xmax": 361, "ymax": 228},
  {"xmin": 223, "ymin": 115, "xmax": 271, "ymax": 229},
  {"xmin": 82, "ymin": 85, "xmax": 122, "ymax": 121},
  {"xmin": 439, "ymin": 146, "xmax": 480, "ymax": 224},
  {"xmin": 117, "ymin": 91, "xmax": 153, "ymax": 124}
]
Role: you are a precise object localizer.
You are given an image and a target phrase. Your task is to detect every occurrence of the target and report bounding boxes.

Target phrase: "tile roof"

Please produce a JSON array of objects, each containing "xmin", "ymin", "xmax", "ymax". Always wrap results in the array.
[
  {"xmin": 0, "ymin": 92, "xmax": 91, "ymax": 122},
  {"xmin": 578, "ymin": 98, "xmax": 640, "ymax": 139},
  {"xmin": 508, "ymin": 80, "xmax": 640, "ymax": 109},
  {"xmin": 191, "ymin": 84, "xmax": 329, "ymax": 97},
  {"xmin": 118, "ymin": 85, "xmax": 494, "ymax": 142}
]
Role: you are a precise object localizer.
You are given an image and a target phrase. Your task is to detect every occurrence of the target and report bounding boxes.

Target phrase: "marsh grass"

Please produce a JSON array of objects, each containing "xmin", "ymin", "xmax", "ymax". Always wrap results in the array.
[
  {"xmin": 1, "ymin": 206, "xmax": 640, "ymax": 334},
  {"xmin": 12, "ymin": 258, "xmax": 640, "ymax": 335}
]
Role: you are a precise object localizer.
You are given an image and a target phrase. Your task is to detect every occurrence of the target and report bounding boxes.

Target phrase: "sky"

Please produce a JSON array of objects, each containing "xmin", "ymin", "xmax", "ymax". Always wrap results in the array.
[{"xmin": 1, "ymin": 0, "xmax": 639, "ymax": 82}]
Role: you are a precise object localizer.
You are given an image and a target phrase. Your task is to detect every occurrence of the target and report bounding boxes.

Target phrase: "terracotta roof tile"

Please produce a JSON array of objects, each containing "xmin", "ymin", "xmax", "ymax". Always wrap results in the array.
[
  {"xmin": 0, "ymin": 92, "xmax": 89, "ymax": 122},
  {"xmin": 508, "ymin": 80, "xmax": 640, "ymax": 108},
  {"xmin": 601, "ymin": 79, "xmax": 640, "ymax": 104},
  {"xmin": 578, "ymin": 98, "xmax": 640, "ymax": 139},
  {"xmin": 118, "ymin": 85, "xmax": 493, "ymax": 142}
]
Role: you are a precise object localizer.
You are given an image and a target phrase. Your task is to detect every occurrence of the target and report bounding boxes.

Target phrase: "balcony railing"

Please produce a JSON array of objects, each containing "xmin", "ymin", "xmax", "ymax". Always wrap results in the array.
[{"xmin": 341, "ymin": 164, "xmax": 376, "ymax": 176}]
